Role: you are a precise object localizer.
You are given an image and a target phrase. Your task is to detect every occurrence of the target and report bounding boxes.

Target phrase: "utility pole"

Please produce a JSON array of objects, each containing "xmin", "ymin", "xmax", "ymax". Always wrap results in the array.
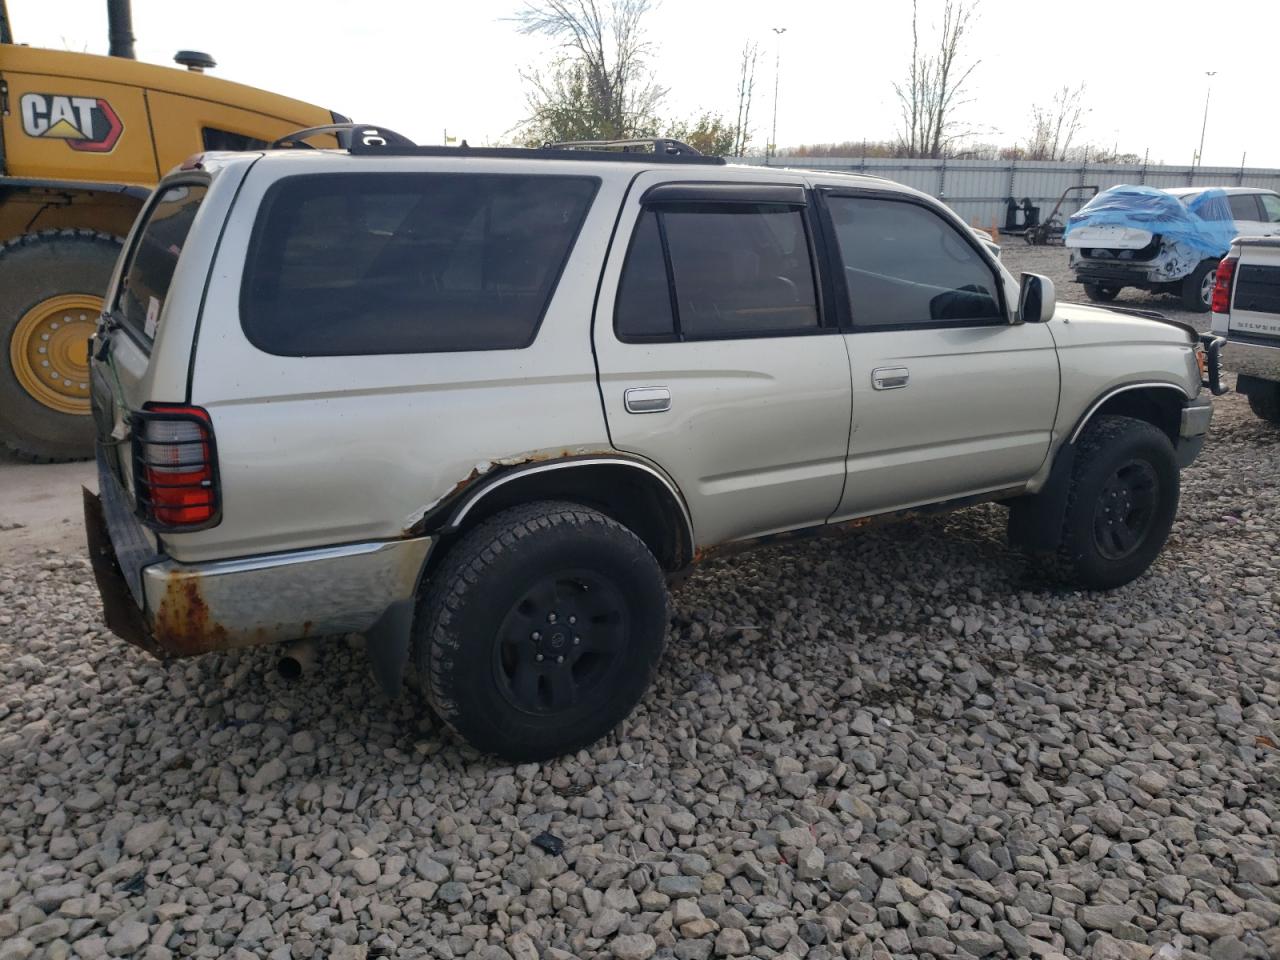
[
  {"xmin": 769, "ymin": 27, "xmax": 786, "ymax": 161},
  {"xmin": 1196, "ymin": 71, "xmax": 1217, "ymax": 167}
]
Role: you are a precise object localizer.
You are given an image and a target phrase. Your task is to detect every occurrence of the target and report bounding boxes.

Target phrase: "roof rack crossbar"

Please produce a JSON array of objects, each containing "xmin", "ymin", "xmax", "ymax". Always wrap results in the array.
[
  {"xmin": 270, "ymin": 123, "xmax": 416, "ymax": 151},
  {"xmin": 546, "ymin": 137, "xmax": 705, "ymax": 157}
]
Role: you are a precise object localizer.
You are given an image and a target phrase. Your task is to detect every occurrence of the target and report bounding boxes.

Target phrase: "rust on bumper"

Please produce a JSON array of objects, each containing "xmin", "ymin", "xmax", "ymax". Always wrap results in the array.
[{"xmin": 85, "ymin": 485, "xmax": 434, "ymax": 659}]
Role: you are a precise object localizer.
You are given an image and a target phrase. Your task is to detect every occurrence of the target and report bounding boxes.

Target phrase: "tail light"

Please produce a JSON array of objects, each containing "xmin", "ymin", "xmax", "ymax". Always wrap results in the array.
[
  {"xmin": 1211, "ymin": 256, "xmax": 1237, "ymax": 314},
  {"xmin": 132, "ymin": 404, "xmax": 220, "ymax": 529}
]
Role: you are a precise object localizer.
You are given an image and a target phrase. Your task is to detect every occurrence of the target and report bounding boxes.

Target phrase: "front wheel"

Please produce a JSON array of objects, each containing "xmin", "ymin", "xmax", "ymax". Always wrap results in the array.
[
  {"xmin": 1055, "ymin": 415, "xmax": 1179, "ymax": 589},
  {"xmin": 1083, "ymin": 283, "xmax": 1122, "ymax": 303},
  {"xmin": 1180, "ymin": 260, "xmax": 1218, "ymax": 313},
  {"xmin": 415, "ymin": 500, "xmax": 669, "ymax": 761}
]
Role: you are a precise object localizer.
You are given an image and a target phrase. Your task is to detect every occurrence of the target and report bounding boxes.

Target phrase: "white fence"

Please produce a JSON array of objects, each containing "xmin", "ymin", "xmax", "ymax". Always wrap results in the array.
[{"xmin": 734, "ymin": 156, "xmax": 1280, "ymax": 229}]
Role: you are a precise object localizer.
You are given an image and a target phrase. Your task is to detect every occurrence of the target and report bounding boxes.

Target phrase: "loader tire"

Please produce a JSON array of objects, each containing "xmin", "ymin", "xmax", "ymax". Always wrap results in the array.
[{"xmin": 0, "ymin": 230, "xmax": 121, "ymax": 462}]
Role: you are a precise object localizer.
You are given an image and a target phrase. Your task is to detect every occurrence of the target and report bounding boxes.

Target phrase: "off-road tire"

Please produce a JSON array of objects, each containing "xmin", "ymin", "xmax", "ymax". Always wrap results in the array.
[
  {"xmin": 1180, "ymin": 259, "xmax": 1218, "ymax": 313},
  {"xmin": 1243, "ymin": 381, "xmax": 1280, "ymax": 424},
  {"xmin": 0, "ymin": 230, "xmax": 122, "ymax": 461},
  {"xmin": 1083, "ymin": 283, "xmax": 1122, "ymax": 303},
  {"xmin": 414, "ymin": 500, "xmax": 669, "ymax": 761},
  {"xmin": 1053, "ymin": 415, "xmax": 1179, "ymax": 589}
]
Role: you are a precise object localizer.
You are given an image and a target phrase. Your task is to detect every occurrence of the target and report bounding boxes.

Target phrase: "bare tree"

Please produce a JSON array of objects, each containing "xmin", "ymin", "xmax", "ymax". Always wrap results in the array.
[
  {"xmin": 513, "ymin": 0, "xmax": 666, "ymax": 141},
  {"xmin": 1026, "ymin": 84, "xmax": 1088, "ymax": 160},
  {"xmin": 732, "ymin": 42, "xmax": 759, "ymax": 157},
  {"xmin": 893, "ymin": 0, "xmax": 981, "ymax": 158}
]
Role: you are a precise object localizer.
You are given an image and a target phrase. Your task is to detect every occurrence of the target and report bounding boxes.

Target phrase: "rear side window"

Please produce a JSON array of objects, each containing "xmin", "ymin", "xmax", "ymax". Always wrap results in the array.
[
  {"xmin": 1228, "ymin": 194, "xmax": 1262, "ymax": 221},
  {"xmin": 1262, "ymin": 194, "xmax": 1280, "ymax": 224},
  {"xmin": 826, "ymin": 196, "xmax": 1003, "ymax": 330},
  {"xmin": 118, "ymin": 183, "xmax": 208, "ymax": 342},
  {"xmin": 615, "ymin": 203, "xmax": 820, "ymax": 341},
  {"xmin": 241, "ymin": 173, "xmax": 598, "ymax": 355}
]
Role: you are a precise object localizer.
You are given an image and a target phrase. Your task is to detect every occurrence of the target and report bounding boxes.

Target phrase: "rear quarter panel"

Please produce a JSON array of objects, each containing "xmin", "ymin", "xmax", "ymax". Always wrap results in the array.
[{"xmin": 175, "ymin": 156, "xmax": 625, "ymax": 562}]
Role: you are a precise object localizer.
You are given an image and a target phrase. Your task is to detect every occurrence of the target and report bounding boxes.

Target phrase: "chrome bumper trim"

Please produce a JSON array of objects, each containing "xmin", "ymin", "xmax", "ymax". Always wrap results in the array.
[
  {"xmin": 1180, "ymin": 396, "xmax": 1213, "ymax": 439},
  {"xmin": 140, "ymin": 537, "xmax": 433, "ymax": 655},
  {"xmin": 1224, "ymin": 338, "xmax": 1280, "ymax": 383}
]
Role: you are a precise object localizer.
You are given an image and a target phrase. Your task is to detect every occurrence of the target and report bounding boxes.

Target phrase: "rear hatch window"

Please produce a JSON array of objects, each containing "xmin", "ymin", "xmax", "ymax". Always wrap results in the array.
[
  {"xmin": 239, "ymin": 173, "xmax": 598, "ymax": 355},
  {"xmin": 118, "ymin": 183, "xmax": 208, "ymax": 345}
]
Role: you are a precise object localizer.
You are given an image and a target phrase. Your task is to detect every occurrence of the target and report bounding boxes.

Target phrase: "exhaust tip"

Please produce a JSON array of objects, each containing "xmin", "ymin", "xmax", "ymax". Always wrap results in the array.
[{"xmin": 276, "ymin": 639, "xmax": 318, "ymax": 680}]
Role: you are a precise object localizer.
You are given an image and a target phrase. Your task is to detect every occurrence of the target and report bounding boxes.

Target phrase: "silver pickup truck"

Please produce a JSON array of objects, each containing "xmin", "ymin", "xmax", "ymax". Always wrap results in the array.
[
  {"xmin": 1211, "ymin": 237, "xmax": 1280, "ymax": 422},
  {"xmin": 84, "ymin": 127, "xmax": 1221, "ymax": 760}
]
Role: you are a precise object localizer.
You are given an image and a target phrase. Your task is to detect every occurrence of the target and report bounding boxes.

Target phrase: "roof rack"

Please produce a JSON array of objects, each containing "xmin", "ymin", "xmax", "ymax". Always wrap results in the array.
[
  {"xmin": 266, "ymin": 123, "xmax": 726, "ymax": 165},
  {"xmin": 546, "ymin": 137, "xmax": 706, "ymax": 157}
]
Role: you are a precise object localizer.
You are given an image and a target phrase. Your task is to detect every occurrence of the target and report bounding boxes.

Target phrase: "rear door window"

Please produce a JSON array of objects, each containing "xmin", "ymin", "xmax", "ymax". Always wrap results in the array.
[
  {"xmin": 1260, "ymin": 194, "xmax": 1280, "ymax": 224},
  {"xmin": 614, "ymin": 202, "xmax": 820, "ymax": 341},
  {"xmin": 117, "ymin": 183, "xmax": 208, "ymax": 343},
  {"xmin": 1228, "ymin": 194, "xmax": 1262, "ymax": 222},
  {"xmin": 241, "ymin": 173, "xmax": 598, "ymax": 355}
]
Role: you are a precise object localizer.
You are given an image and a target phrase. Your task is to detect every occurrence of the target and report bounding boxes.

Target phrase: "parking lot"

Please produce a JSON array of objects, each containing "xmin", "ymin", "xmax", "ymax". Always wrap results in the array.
[{"xmin": 0, "ymin": 244, "xmax": 1277, "ymax": 960}]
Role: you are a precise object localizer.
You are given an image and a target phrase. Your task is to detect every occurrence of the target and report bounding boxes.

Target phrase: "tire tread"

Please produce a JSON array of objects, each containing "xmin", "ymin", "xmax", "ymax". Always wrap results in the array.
[
  {"xmin": 417, "ymin": 500, "xmax": 667, "ymax": 755},
  {"xmin": 0, "ymin": 229, "xmax": 123, "ymax": 462}
]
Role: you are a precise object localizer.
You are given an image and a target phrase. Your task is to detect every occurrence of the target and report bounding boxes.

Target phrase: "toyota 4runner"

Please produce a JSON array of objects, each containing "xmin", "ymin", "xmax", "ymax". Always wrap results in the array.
[{"xmin": 84, "ymin": 127, "xmax": 1222, "ymax": 761}]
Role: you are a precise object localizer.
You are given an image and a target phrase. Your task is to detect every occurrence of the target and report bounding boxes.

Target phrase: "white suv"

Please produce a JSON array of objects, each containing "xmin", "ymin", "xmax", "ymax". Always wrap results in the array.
[{"xmin": 85, "ymin": 127, "xmax": 1220, "ymax": 760}]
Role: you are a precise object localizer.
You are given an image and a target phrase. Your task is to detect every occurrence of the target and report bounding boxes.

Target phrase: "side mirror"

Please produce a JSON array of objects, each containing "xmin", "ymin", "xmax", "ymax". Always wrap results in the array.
[{"xmin": 1017, "ymin": 272, "xmax": 1056, "ymax": 324}]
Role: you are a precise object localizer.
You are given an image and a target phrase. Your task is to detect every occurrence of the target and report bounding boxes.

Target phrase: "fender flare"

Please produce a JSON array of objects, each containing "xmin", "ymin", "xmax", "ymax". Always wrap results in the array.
[
  {"xmin": 441, "ymin": 454, "xmax": 695, "ymax": 554},
  {"xmin": 1067, "ymin": 381, "xmax": 1189, "ymax": 445}
]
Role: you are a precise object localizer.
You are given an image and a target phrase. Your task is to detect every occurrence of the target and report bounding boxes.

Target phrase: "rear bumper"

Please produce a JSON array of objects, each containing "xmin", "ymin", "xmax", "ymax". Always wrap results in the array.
[
  {"xmin": 84, "ymin": 485, "xmax": 433, "ymax": 659},
  {"xmin": 1073, "ymin": 263, "xmax": 1164, "ymax": 286},
  {"xmin": 1224, "ymin": 335, "xmax": 1280, "ymax": 384}
]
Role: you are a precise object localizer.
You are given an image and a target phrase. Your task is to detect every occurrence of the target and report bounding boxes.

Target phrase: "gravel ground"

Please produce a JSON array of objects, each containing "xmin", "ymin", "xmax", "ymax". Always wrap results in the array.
[{"xmin": 2, "ymin": 246, "xmax": 1278, "ymax": 960}]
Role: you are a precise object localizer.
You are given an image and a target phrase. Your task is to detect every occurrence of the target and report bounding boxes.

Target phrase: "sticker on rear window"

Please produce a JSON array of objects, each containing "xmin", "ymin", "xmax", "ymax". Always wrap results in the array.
[{"xmin": 144, "ymin": 296, "xmax": 160, "ymax": 338}]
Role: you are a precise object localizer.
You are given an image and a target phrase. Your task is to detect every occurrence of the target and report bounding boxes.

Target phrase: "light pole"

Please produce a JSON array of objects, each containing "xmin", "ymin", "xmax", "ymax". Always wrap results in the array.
[
  {"xmin": 769, "ymin": 27, "xmax": 786, "ymax": 161},
  {"xmin": 1196, "ymin": 71, "xmax": 1217, "ymax": 167}
]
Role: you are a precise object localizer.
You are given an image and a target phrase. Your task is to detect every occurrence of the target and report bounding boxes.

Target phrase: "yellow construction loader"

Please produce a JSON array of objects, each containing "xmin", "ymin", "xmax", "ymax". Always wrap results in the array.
[{"xmin": 0, "ymin": 0, "xmax": 343, "ymax": 460}]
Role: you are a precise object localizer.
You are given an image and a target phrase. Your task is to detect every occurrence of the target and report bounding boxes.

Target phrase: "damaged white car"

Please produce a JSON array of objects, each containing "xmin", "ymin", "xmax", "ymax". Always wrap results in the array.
[{"xmin": 1067, "ymin": 185, "xmax": 1280, "ymax": 312}]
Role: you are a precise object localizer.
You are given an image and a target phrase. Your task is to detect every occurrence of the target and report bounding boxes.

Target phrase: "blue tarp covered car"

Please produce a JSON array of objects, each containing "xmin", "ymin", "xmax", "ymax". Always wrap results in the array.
[{"xmin": 1065, "ymin": 185, "xmax": 1239, "ymax": 312}]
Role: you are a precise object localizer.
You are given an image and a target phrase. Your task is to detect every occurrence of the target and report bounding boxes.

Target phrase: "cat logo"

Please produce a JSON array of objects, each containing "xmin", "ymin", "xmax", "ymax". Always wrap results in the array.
[{"xmin": 20, "ymin": 93, "xmax": 124, "ymax": 153}]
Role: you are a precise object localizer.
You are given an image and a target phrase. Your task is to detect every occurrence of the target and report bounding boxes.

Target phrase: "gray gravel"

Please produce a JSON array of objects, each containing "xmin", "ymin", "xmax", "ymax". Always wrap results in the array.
[{"xmin": 1, "ymin": 247, "xmax": 1278, "ymax": 959}]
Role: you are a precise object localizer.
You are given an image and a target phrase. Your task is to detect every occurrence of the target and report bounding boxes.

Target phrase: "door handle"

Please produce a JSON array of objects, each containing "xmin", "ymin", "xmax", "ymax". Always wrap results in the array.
[
  {"xmin": 872, "ymin": 366, "xmax": 910, "ymax": 390},
  {"xmin": 624, "ymin": 386, "xmax": 671, "ymax": 414}
]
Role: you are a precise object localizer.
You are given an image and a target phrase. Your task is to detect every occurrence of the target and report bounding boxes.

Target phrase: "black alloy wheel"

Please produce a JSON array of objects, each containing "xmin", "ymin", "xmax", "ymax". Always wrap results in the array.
[
  {"xmin": 1091, "ymin": 459, "xmax": 1158, "ymax": 560},
  {"xmin": 493, "ymin": 570, "xmax": 629, "ymax": 716}
]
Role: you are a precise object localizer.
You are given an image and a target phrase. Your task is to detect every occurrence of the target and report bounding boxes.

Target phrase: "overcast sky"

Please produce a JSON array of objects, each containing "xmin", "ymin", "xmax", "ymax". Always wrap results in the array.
[{"xmin": 9, "ymin": 0, "xmax": 1278, "ymax": 168}]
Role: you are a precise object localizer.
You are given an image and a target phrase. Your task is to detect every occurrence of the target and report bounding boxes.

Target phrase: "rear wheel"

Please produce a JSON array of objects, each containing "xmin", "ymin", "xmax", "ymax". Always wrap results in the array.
[
  {"xmin": 0, "ymin": 230, "xmax": 121, "ymax": 461},
  {"xmin": 1245, "ymin": 382, "xmax": 1280, "ymax": 424},
  {"xmin": 415, "ymin": 500, "xmax": 669, "ymax": 761},
  {"xmin": 1054, "ymin": 416, "xmax": 1179, "ymax": 589},
  {"xmin": 1083, "ymin": 283, "xmax": 1122, "ymax": 303},
  {"xmin": 1180, "ymin": 260, "xmax": 1218, "ymax": 313}
]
